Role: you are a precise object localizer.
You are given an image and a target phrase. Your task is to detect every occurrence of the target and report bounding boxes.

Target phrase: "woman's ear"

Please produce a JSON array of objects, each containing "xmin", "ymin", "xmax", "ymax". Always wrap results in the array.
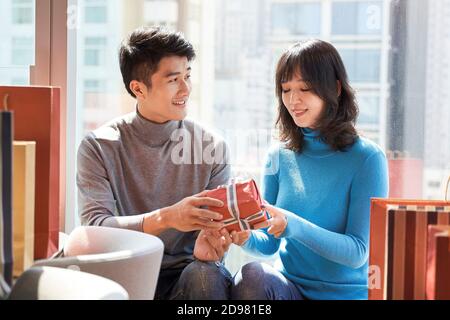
[
  {"xmin": 129, "ymin": 80, "xmax": 147, "ymax": 99},
  {"xmin": 337, "ymin": 80, "xmax": 342, "ymax": 97}
]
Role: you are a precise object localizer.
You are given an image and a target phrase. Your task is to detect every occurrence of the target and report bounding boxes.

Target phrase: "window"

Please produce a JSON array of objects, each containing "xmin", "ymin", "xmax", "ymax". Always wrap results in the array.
[
  {"xmin": 339, "ymin": 48, "xmax": 381, "ymax": 83},
  {"xmin": 332, "ymin": 1, "xmax": 383, "ymax": 35},
  {"xmin": 83, "ymin": 79, "xmax": 106, "ymax": 110},
  {"xmin": 68, "ymin": 0, "xmax": 450, "ymax": 271},
  {"xmin": 84, "ymin": 50, "xmax": 99, "ymax": 66},
  {"xmin": 84, "ymin": 37, "xmax": 107, "ymax": 66},
  {"xmin": 144, "ymin": 0, "xmax": 178, "ymax": 28},
  {"xmin": 0, "ymin": 66, "xmax": 30, "ymax": 85},
  {"xmin": 357, "ymin": 94, "xmax": 380, "ymax": 125},
  {"xmin": 0, "ymin": 1, "xmax": 35, "ymax": 85},
  {"xmin": 12, "ymin": 0, "xmax": 34, "ymax": 25},
  {"xmin": 271, "ymin": 2, "xmax": 321, "ymax": 36},
  {"xmin": 11, "ymin": 37, "xmax": 34, "ymax": 66},
  {"xmin": 84, "ymin": 0, "xmax": 107, "ymax": 23},
  {"xmin": 85, "ymin": 7, "xmax": 107, "ymax": 23},
  {"xmin": 84, "ymin": 79, "xmax": 105, "ymax": 92}
]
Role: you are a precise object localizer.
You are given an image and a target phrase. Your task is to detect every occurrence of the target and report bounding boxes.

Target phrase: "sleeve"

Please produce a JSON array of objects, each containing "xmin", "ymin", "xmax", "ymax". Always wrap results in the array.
[
  {"xmin": 242, "ymin": 148, "xmax": 282, "ymax": 257},
  {"xmin": 76, "ymin": 135, "xmax": 144, "ymax": 231},
  {"xmin": 281, "ymin": 150, "xmax": 389, "ymax": 269}
]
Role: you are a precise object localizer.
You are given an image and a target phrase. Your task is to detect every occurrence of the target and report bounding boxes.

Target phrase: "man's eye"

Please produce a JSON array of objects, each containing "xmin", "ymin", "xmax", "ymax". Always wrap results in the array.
[
  {"xmin": 185, "ymin": 74, "xmax": 191, "ymax": 80},
  {"xmin": 169, "ymin": 78, "xmax": 177, "ymax": 83}
]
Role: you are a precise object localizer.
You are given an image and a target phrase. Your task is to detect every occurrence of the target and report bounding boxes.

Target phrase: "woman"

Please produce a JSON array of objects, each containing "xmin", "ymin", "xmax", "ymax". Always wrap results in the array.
[{"xmin": 229, "ymin": 39, "xmax": 388, "ymax": 300}]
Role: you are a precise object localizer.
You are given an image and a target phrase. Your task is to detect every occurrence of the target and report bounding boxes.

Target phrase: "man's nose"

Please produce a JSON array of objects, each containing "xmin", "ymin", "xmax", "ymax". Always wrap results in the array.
[{"xmin": 179, "ymin": 79, "xmax": 190, "ymax": 96}]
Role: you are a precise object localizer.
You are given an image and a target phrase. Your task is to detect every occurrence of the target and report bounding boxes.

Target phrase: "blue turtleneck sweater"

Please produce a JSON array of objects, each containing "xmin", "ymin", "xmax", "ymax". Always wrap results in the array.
[{"xmin": 242, "ymin": 128, "xmax": 389, "ymax": 300}]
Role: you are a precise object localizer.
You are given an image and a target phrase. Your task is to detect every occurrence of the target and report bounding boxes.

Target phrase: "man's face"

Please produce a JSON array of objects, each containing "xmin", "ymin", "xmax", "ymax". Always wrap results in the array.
[{"xmin": 137, "ymin": 55, "xmax": 192, "ymax": 123}]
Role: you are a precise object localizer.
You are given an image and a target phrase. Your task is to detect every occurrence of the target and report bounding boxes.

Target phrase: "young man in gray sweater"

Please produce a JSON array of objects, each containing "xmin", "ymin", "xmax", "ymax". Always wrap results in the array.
[{"xmin": 77, "ymin": 26, "xmax": 237, "ymax": 299}]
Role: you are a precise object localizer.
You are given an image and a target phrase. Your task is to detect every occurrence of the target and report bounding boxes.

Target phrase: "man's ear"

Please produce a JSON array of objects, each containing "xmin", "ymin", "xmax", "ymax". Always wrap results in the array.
[
  {"xmin": 129, "ymin": 80, "xmax": 147, "ymax": 99},
  {"xmin": 337, "ymin": 80, "xmax": 342, "ymax": 97}
]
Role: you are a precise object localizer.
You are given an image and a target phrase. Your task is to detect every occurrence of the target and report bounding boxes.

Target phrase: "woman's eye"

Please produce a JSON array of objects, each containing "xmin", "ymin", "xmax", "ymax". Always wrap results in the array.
[
  {"xmin": 301, "ymin": 88, "xmax": 311, "ymax": 92},
  {"xmin": 282, "ymin": 89, "xmax": 290, "ymax": 93}
]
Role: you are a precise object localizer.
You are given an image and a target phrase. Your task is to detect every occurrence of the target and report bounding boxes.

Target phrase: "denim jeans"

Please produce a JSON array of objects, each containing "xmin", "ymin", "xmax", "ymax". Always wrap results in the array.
[
  {"xmin": 154, "ymin": 260, "xmax": 233, "ymax": 300},
  {"xmin": 231, "ymin": 261, "xmax": 304, "ymax": 300}
]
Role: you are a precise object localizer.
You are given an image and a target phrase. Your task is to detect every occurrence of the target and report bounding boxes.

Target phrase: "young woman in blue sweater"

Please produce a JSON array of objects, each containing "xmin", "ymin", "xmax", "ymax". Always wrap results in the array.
[{"xmin": 230, "ymin": 39, "xmax": 389, "ymax": 300}]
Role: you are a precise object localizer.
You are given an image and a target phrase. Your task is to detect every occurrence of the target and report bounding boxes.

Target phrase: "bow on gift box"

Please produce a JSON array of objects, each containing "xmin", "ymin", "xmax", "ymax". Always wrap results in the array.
[
  {"xmin": 222, "ymin": 181, "xmax": 267, "ymax": 230},
  {"xmin": 207, "ymin": 178, "xmax": 270, "ymax": 232}
]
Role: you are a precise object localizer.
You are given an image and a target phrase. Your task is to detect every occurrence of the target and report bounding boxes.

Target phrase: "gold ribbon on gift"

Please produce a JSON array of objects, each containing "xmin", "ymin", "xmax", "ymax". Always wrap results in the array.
[{"xmin": 222, "ymin": 180, "xmax": 266, "ymax": 231}]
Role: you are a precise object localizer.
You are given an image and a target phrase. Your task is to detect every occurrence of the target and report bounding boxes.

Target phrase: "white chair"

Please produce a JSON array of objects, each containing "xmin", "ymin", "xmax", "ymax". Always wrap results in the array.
[
  {"xmin": 8, "ymin": 266, "xmax": 128, "ymax": 300},
  {"xmin": 33, "ymin": 226, "xmax": 164, "ymax": 300}
]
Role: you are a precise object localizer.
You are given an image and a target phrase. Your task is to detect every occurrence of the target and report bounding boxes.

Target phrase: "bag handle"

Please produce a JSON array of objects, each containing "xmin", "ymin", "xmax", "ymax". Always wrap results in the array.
[
  {"xmin": 445, "ymin": 174, "xmax": 450, "ymax": 202},
  {"xmin": 3, "ymin": 94, "xmax": 9, "ymax": 110}
]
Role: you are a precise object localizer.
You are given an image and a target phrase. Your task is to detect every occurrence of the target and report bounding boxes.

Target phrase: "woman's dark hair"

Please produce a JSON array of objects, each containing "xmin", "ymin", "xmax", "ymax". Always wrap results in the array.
[
  {"xmin": 275, "ymin": 39, "xmax": 358, "ymax": 152},
  {"xmin": 119, "ymin": 26, "xmax": 196, "ymax": 98}
]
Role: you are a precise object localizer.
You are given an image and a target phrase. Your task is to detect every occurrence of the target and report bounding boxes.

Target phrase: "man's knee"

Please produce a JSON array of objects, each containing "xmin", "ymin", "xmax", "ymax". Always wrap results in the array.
[
  {"xmin": 177, "ymin": 260, "xmax": 231, "ymax": 299},
  {"xmin": 182, "ymin": 260, "xmax": 228, "ymax": 282}
]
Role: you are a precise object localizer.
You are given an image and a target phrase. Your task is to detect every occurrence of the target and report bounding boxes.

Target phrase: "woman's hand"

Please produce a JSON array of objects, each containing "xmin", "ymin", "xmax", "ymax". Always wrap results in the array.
[
  {"xmin": 263, "ymin": 204, "xmax": 288, "ymax": 238},
  {"xmin": 230, "ymin": 230, "xmax": 251, "ymax": 246}
]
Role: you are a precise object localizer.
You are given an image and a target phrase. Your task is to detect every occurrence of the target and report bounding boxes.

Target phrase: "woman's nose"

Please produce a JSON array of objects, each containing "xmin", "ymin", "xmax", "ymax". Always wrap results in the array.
[{"xmin": 289, "ymin": 90, "xmax": 301, "ymax": 104}]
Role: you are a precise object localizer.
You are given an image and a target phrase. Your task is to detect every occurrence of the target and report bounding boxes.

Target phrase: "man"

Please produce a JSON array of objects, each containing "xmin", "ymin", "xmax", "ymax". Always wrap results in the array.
[{"xmin": 77, "ymin": 26, "xmax": 238, "ymax": 299}]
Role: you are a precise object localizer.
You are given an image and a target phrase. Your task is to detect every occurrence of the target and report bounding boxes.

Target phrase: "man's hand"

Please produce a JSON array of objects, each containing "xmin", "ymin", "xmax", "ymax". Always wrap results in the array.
[
  {"xmin": 194, "ymin": 229, "xmax": 232, "ymax": 262},
  {"xmin": 230, "ymin": 230, "xmax": 251, "ymax": 246},
  {"xmin": 162, "ymin": 191, "xmax": 225, "ymax": 232}
]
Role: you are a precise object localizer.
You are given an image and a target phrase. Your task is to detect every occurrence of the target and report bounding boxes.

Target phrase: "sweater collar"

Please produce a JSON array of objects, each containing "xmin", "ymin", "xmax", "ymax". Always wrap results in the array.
[
  {"xmin": 300, "ymin": 127, "xmax": 335, "ymax": 157},
  {"xmin": 130, "ymin": 107, "xmax": 181, "ymax": 147}
]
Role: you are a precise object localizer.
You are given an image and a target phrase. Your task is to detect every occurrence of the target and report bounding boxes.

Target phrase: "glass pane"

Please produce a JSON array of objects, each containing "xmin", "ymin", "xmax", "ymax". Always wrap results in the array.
[
  {"xmin": 144, "ymin": 0, "xmax": 178, "ymax": 27},
  {"xmin": 11, "ymin": 37, "xmax": 34, "ymax": 65},
  {"xmin": 357, "ymin": 94, "xmax": 379, "ymax": 125},
  {"xmin": 0, "ymin": 0, "xmax": 35, "ymax": 84},
  {"xmin": 85, "ymin": 6, "xmax": 107, "ymax": 23},
  {"xmin": 85, "ymin": 37, "xmax": 107, "ymax": 45},
  {"xmin": 12, "ymin": 7, "xmax": 34, "ymax": 24},
  {"xmin": 339, "ymin": 49, "xmax": 380, "ymax": 83},
  {"xmin": 84, "ymin": 79, "xmax": 104, "ymax": 91},
  {"xmin": 83, "ymin": 37, "xmax": 107, "ymax": 66},
  {"xmin": 332, "ymin": 0, "xmax": 383, "ymax": 35},
  {"xmin": 271, "ymin": 2, "xmax": 321, "ymax": 36},
  {"xmin": 0, "ymin": 66, "xmax": 30, "ymax": 85},
  {"xmin": 84, "ymin": 49, "xmax": 100, "ymax": 66}
]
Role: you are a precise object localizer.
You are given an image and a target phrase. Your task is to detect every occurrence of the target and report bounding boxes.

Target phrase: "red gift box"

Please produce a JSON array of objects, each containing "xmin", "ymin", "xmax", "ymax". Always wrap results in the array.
[{"xmin": 206, "ymin": 179, "xmax": 269, "ymax": 232}]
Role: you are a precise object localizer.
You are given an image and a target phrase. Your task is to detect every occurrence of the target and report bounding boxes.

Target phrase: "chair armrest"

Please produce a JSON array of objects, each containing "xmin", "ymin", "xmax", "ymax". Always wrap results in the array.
[{"xmin": 8, "ymin": 266, "xmax": 128, "ymax": 300}]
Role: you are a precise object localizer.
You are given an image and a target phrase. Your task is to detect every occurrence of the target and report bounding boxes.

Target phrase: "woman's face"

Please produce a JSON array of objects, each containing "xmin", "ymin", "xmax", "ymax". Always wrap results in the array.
[{"xmin": 281, "ymin": 71, "xmax": 325, "ymax": 129}]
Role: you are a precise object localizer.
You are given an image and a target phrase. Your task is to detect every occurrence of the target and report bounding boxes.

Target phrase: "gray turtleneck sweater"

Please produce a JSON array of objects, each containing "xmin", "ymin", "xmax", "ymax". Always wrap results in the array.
[{"xmin": 76, "ymin": 110, "xmax": 230, "ymax": 269}]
